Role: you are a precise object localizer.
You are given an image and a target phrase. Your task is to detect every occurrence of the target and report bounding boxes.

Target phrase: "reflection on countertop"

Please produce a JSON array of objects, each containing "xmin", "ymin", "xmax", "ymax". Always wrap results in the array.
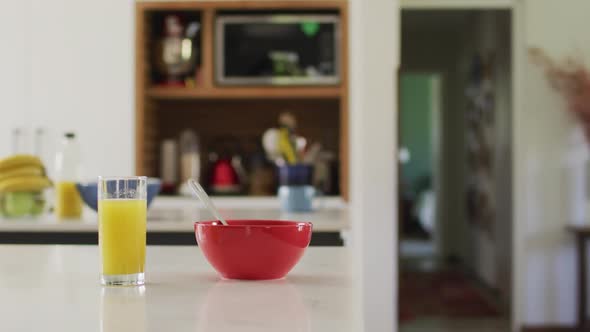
[
  {"xmin": 101, "ymin": 286, "xmax": 146, "ymax": 332},
  {"xmin": 198, "ymin": 280, "xmax": 309, "ymax": 332}
]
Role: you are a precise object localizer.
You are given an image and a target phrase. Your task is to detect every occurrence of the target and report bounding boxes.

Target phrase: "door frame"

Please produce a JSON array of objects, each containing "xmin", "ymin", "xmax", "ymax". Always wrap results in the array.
[{"xmin": 349, "ymin": 1, "xmax": 399, "ymax": 331}]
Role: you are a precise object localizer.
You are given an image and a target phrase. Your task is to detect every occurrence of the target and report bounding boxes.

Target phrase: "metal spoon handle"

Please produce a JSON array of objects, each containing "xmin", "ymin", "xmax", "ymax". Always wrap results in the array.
[{"xmin": 188, "ymin": 179, "xmax": 228, "ymax": 226}]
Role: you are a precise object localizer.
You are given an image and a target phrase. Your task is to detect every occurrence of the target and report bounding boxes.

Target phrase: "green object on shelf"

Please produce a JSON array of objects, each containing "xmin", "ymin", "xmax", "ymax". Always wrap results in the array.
[
  {"xmin": 0, "ymin": 191, "xmax": 45, "ymax": 217},
  {"xmin": 30, "ymin": 193, "xmax": 45, "ymax": 216},
  {"xmin": 300, "ymin": 22, "xmax": 320, "ymax": 37}
]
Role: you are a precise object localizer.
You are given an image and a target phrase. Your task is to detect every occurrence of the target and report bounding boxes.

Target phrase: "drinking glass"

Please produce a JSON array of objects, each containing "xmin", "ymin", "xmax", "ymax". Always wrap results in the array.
[{"xmin": 98, "ymin": 176, "xmax": 147, "ymax": 286}]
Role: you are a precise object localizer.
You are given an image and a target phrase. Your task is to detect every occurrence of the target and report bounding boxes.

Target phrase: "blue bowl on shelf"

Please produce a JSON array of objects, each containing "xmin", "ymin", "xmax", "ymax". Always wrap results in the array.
[{"xmin": 75, "ymin": 178, "xmax": 162, "ymax": 212}]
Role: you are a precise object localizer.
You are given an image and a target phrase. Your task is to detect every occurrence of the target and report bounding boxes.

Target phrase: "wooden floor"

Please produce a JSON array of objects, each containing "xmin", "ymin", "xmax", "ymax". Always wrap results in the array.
[
  {"xmin": 400, "ymin": 318, "xmax": 510, "ymax": 332},
  {"xmin": 399, "ymin": 240, "xmax": 510, "ymax": 332}
]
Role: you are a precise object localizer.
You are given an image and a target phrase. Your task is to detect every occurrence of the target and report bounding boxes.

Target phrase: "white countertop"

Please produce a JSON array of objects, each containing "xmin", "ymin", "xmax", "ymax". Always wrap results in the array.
[
  {"xmin": 0, "ymin": 245, "xmax": 359, "ymax": 332},
  {"xmin": 0, "ymin": 196, "xmax": 349, "ymax": 233}
]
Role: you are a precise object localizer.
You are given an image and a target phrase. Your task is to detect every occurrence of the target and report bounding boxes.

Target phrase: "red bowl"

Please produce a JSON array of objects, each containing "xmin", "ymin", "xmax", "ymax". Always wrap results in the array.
[{"xmin": 194, "ymin": 220, "xmax": 313, "ymax": 280}]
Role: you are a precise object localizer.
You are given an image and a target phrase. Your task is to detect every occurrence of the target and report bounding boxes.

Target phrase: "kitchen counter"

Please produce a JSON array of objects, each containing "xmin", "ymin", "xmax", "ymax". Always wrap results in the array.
[
  {"xmin": 0, "ymin": 245, "xmax": 359, "ymax": 332},
  {"xmin": 0, "ymin": 196, "xmax": 349, "ymax": 245}
]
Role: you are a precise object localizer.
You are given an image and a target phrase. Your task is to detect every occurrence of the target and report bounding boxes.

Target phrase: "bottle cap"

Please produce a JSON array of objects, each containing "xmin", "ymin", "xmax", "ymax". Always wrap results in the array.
[{"xmin": 65, "ymin": 132, "xmax": 75, "ymax": 139}]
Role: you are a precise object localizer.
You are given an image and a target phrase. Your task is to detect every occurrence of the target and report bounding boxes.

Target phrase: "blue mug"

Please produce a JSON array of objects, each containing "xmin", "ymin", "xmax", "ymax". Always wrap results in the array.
[{"xmin": 278, "ymin": 185, "xmax": 315, "ymax": 213}]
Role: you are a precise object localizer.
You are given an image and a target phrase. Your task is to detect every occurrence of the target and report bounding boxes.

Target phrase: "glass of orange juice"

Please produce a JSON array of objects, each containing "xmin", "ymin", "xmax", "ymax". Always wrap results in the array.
[{"xmin": 98, "ymin": 176, "xmax": 147, "ymax": 286}]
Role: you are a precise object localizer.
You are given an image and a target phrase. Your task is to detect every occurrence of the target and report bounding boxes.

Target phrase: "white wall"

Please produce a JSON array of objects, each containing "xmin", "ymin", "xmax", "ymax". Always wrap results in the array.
[
  {"xmin": 0, "ymin": 0, "xmax": 28, "ymax": 155},
  {"xmin": 514, "ymin": 0, "xmax": 590, "ymax": 326},
  {"xmin": 0, "ymin": 0, "xmax": 135, "ymax": 179},
  {"xmin": 350, "ymin": 0, "xmax": 398, "ymax": 331}
]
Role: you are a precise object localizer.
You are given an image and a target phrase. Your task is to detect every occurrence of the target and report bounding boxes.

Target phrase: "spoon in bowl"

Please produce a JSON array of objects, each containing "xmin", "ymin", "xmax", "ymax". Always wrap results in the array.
[{"xmin": 187, "ymin": 179, "xmax": 228, "ymax": 226}]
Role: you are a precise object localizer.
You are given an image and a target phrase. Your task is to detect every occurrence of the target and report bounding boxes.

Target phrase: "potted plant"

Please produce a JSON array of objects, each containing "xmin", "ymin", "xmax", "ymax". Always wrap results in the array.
[
  {"xmin": 529, "ymin": 47, "xmax": 590, "ymax": 140},
  {"xmin": 529, "ymin": 48, "xmax": 590, "ymax": 225}
]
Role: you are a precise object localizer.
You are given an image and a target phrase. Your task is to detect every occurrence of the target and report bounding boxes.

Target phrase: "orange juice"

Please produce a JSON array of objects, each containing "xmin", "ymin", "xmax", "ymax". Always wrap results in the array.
[
  {"xmin": 99, "ymin": 199, "xmax": 146, "ymax": 275},
  {"xmin": 55, "ymin": 181, "xmax": 83, "ymax": 219}
]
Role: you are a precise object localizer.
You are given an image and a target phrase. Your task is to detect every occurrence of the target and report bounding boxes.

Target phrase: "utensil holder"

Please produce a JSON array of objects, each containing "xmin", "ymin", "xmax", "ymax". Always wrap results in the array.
[{"xmin": 278, "ymin": 164, "xmax": 313, "ymax": 186}]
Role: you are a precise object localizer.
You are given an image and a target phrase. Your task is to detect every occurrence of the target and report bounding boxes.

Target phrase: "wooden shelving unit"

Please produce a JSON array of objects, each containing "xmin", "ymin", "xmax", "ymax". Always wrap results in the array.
[
  {"xmin": 135, "ymin": 0, "xmax": 349, "ymax": 198},
  {"xmin": 147, "ymin": 86, "xmax": 343, "ymax": 100}
]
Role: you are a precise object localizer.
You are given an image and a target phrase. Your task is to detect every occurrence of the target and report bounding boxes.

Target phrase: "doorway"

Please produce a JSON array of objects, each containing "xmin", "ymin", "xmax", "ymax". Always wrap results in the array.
[
  {"xmin": 399, "ymin": 72, "xmax": 442, "ymax": 269},
  {"xmin": 398, "ymin": 8, "xmax": 513, "ymax": 331}
]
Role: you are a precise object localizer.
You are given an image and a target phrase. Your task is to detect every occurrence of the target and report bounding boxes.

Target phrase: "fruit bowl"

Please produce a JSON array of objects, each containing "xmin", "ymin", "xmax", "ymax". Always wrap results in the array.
[
  {"xmin": 194, "ymin": 220, "xmax": 312, "ymax": 280},
  {"xmin": 76, "ymin": 178, "xmax": 162, "ymax": 211}
]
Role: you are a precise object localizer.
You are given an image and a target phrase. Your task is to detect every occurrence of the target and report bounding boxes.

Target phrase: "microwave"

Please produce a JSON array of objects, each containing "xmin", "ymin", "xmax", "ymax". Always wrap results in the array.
[{"xmin": 216, "ymin": 14, "xmax": 341, "ymax": 85}]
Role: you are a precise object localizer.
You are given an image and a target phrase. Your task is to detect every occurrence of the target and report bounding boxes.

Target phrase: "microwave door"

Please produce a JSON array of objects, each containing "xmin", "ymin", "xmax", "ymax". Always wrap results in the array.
[{"xmin": 216, "ymin": 15, "xmax": 341, "ymax": 86}]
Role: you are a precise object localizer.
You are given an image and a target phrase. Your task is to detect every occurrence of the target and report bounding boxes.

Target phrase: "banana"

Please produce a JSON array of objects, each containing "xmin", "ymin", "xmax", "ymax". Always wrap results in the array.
[
  {"xmin": 0, "ymin": 155, "xmax": 43, "ymax": 173},
  {"xmin": 0, "ymin": 166, "xmax": 44, "ymax": 182},
  {"xmin": 0, "ymin": 176, "xmax": 52, "ymax": 193}
]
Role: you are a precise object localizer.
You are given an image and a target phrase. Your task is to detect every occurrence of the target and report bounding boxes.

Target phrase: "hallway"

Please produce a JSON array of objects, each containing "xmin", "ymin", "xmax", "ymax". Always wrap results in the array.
[
  {"xmin": 401, "ymin": 317, "xmax": 509, "ymax": 332},
  {"xmin": 399, "ymin": 255, "xmax": 509, "ymax": 332}
]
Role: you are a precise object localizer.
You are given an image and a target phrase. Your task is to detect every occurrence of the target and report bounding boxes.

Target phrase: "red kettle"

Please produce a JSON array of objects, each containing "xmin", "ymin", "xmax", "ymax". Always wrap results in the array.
[{"xmin": 210, "ymin": 157, "xmax": 240, "ymax": 194}]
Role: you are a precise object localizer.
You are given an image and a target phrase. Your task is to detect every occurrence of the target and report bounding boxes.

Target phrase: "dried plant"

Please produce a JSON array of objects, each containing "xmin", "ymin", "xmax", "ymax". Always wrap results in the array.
[{"xmin": 529, "ymin": 47, "xmax": 590, "ymax": 141}]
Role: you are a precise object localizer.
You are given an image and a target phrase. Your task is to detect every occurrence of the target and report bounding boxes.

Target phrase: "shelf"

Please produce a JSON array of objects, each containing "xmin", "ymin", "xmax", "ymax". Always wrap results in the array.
[
  {"xmin": 136, "ymin": 0, "xmax": 349, "ymax": 200},
  {"xmin": 137, "ymin": 1, "xmax": 347, "ymax": 11},
  {"xmin": 400, "ymin": 0, "xmax": 513, "ymax": 9},
  {"xmin": 147, "ymin": 86, "xmax": 342, "ymax": 100}
]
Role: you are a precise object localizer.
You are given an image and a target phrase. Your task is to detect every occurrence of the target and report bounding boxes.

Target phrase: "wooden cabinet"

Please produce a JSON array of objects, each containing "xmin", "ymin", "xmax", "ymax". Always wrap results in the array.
[{"xmin": 135, "ymin": 0, "xmax": 349, "ymax": 198}]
